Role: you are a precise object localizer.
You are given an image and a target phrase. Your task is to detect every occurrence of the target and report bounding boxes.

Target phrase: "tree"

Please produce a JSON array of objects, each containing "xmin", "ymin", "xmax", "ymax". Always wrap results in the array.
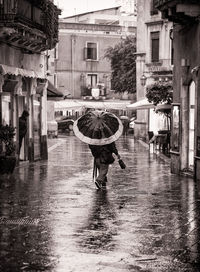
[{"xmin": 104, "ymin": 35, "xmax": 136, "ymax": 93}]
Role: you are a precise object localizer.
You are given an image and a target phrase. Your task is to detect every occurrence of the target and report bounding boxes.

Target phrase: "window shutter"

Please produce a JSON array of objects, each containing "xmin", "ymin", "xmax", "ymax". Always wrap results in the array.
[
  {"xmin": 93, "ymin": 48, "xmax": 97, "ymax": 60},
  {"xmin": 84, "ymin": 47, "xmax": 87, "ymax": 60},
  {"xmin": 151, "ymin": 32, "xmax": 159, "ymax": 62},
  {"xmin": 91, "ymin": 48, "xmax": 97, "ymax": 60}
]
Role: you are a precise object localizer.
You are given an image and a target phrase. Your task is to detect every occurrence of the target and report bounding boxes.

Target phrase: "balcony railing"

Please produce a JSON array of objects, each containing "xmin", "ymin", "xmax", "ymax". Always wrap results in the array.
[
  {"xmin": 0, "ymin": 0, "xmax": 60, "ymax": 52},
  {"xmin": 154, "ymin": 0, "xmax": 172, "ymax": 8},
  {"xmin": 155, "ymin": 0, "xmax": 200, "ymax": 23},
  {"xmin": 155, "ymin": 0, "xmax": 200, "ymax": 8}
]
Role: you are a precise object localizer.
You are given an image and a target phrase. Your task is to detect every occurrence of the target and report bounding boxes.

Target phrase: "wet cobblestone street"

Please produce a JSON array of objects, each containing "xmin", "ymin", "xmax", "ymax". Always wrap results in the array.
[{"xmin": 0, "ymin": 135, "xmax": 200, "ymax": 272}]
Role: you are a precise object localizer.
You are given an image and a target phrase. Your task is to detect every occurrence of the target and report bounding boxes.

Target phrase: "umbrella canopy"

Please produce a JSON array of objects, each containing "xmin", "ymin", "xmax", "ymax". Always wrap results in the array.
[{"xmin": 73, "ymin": 110, "xmax": 123, "ymax": 145}]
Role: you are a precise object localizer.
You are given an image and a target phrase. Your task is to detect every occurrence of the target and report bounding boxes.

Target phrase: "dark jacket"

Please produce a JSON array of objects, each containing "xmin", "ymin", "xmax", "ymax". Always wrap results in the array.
[
  {"xmin": 19, "ymin": 117, "xmax": 27, "ymax": 138},
  {"xmin": 89, "ymin": 142, "xmax": 118, "ymax": 164}
]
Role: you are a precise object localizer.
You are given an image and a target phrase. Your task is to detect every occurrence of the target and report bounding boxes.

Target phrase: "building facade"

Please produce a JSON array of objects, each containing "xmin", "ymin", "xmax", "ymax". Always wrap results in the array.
[
  {"xmin": 54, "ymin": 7, "xmax": 136, "ymax": 100},
  {"xmin": 115, "ymin": 0, "xmax": 137, "ymax": 15},
  {"xmin": 134, "ymin": 0, "xmax": 173, "ymax": 140},
  {"xmin": 156, "ymin": 0, "xmax": 200, "ymax": 181},
  {"xmin": 0, "ymin": 0, "xmax": 60, "ymax": 162}
]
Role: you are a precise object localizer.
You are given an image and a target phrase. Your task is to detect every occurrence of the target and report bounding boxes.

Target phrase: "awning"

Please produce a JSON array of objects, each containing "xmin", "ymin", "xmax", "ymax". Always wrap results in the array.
[
  {"xmin": 155, "ymin": 104, "xmax": 171, "ymax": 112},
  {"xmin": 47, "ymin": 81, "xmax": 63, "ymax": 98},
  {"xmin": 54, "ymin": 99, "xmax": 132, "ymax": 111},
  {"xmin": 0, "ymin": 64, "xmax": 45, "ymax": 79},
  {"xmin": 54, "ymin": 100, "xmax": 84, "ymax": 111},
  {"xmin": 127, "ymin": 98, "xmax": 155, "ymax": 110},
  {"xmin": 78, "ymin": 100, "xmax": 132, "ymax": 110}
]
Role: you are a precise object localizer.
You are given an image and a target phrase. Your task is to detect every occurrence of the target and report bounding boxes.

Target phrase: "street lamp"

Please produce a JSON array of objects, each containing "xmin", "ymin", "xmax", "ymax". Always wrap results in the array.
[
  {"xmin": 80, "ymin": 73, "xmax": 85, "ymax": 82},
  {"xmin": 140, "ymin": 74, "xmax": 147, "ymax": 86}
]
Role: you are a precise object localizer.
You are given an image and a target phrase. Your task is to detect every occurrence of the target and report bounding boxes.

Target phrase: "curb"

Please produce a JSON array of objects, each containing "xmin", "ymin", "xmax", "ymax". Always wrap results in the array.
[{"xmin": 138, "ymin": 139, "xmax": 171, "ymax": 164}]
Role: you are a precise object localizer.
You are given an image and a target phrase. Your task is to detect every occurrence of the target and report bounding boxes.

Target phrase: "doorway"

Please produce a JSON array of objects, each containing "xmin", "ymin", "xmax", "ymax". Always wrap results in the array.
[
  {"xmin": 188, "ymin": 81, "xmax": 195, "ymax": 170},
  {"xmin": 33, "ymin": 96, "xmax": 41, "ymax": 161}
]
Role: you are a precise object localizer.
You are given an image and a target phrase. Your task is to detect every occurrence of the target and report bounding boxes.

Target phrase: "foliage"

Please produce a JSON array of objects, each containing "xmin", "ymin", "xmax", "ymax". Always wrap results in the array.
[
  {"xmin": 28, "ymin": 0, "xmax": 60, "ymax": 49},
  {"xmin": 146, "ymin": 82, "xmax": 173, "ymax": 106},
  {"xmin": 104, "ymin": 35, "xmax": 136, "ymax": 93},
  {"xmin": 0, "ymin": 125, "xmax": 16, "ymax": 156}
]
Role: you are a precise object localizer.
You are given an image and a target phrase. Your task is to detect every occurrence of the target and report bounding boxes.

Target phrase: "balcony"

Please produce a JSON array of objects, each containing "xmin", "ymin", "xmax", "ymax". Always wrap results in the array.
[
  {"xmin": 155, "ymin": 0, "xmax": 200, "ymax": 24},
  {"xmin": 0, "ymin": 0, "xmax": 60, "ymax": 53}
]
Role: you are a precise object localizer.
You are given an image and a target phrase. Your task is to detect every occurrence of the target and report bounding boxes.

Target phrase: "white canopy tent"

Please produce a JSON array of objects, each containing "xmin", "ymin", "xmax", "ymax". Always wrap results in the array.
[
  {"xmin": 54, "ymin": 100, "xmax": 132, "ymax": 115},
  {"xmin": 78, "ymin": 100, "xmax": 132, "ymax": 110},
  {"xmin": 54, "ymin": 100, "xmax": 84, "ymax": 111}
]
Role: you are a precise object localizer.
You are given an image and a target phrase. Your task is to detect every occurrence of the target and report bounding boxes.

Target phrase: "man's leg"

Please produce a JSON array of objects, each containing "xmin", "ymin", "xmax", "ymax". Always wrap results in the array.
[
  {"xmin": 96, "ymin": 161, "xmax": 109, "ymax": 183},
  {"xmin": 95, "ymin": 158, "xmax": 109, "ymax": 188}
]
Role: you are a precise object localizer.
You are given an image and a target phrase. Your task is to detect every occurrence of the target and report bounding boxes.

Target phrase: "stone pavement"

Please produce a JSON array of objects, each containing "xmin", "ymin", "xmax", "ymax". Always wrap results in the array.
[{"xmin": 0, "ymin": 135, "xmax": 200, "ymax": 272}]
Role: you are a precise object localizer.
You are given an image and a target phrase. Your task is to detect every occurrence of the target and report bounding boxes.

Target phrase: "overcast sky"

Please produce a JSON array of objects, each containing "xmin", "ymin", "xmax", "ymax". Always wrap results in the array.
[{"xmin": 55, "ymin": 0, "xmax": 117, "ymax": 18}]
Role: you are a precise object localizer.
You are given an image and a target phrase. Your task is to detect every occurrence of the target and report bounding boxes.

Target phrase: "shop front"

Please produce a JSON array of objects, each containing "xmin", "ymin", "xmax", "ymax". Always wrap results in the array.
[{"xmin": 0, "ymin": 65, "xmax": 48, "ymax": 162}]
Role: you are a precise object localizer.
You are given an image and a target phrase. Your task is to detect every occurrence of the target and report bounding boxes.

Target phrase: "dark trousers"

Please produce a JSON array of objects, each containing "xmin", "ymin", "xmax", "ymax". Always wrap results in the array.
[
  {"xmin": 95, "ymin": 158, "xmax": 109, "ymax": 183},
  {"xmin": 19, "ymin": 136, "xmax": 24, "ymax": 153}
]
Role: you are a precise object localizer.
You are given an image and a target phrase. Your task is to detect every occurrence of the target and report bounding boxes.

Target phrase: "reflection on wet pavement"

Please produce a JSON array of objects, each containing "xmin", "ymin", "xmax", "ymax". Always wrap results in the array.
[{"xmin": 0, "ymin": 135, "xmax": 200, "ymax": 271}]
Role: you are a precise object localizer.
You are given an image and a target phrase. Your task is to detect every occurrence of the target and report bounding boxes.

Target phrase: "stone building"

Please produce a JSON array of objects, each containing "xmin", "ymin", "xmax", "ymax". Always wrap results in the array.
[
  {"xmin": 115, "ymin": 0, "xmax": 137, "ymax": 15},
  {"xmin": 0, "ymin": 0, "xmax": 60, "ymax": 162},
  {"xmin": 156, "ymin": 0, "xmax": 200, "ymax": 181},
  {"xmin": 133, "ymin": 0, "xmax": 173, "ymax": 140},
  {"xmin": 54, "ymin": 7, "xmax": 136, "ymax": 100}
]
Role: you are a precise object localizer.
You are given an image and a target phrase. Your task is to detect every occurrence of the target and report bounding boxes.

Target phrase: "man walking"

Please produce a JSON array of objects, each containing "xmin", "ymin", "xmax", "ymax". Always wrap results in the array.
[{"xmin": 89, "ymin": 142, "xmax": 120, "ymax": 189}]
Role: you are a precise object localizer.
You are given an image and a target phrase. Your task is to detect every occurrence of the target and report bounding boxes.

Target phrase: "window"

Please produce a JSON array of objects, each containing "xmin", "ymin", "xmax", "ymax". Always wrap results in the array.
[
  {"xmin": 1, "ymin": 94, "xmax": 11, "ymax": 125},
  {"xmin": 87, "ymin": 74, "xmax": 97, "ymax": 88},
  {"xmin": 150, "ymin": 0, "xmax": 158, "ymax": 15},
  {"xmin": 151, "ymin": 32, "xmax": 159, "ymax": 62},
  {"xmin": 84, "ymin": 42, "xmax": 97, "ymax": 60}
]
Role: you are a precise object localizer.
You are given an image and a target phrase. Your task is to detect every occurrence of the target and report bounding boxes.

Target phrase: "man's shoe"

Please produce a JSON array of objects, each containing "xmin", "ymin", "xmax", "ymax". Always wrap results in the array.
[{"xmin": 95, "ymin": 180, "xmax": 102, "ymax": 189}]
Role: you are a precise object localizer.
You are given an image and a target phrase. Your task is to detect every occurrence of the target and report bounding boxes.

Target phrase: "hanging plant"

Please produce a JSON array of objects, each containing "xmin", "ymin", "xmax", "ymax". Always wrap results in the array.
[
  {"xmin": 0, "ymin": 124, "xmax": 16, "ymax": 156},
  {"xmin": 146, "ymin": 82, "xmax": 173, "ymax": 106},
  {"xmin": 0, "ymin": 124, "xmax": 16, "ymax": 175},
  {"xmin": 43, "ymin": 1, "xmax": 60, "ymax": 49}
]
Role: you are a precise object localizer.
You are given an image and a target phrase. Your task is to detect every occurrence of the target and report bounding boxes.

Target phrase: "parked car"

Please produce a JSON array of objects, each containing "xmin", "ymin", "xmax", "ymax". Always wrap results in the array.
[{"xmin": 57, "ymin": 118, "xmax": 74, "ymax": 133}]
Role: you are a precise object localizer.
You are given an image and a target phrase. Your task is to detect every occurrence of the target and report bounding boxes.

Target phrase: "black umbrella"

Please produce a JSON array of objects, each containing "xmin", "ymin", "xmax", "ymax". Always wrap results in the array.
[{"xmin": 73, "ymin": 110, "xmax": 123, "ymax": 145}]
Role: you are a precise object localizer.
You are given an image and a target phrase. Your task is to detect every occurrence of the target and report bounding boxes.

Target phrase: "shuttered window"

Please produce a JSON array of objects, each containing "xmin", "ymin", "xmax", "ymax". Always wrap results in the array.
[
  {"xmin": 87, "ymin": 74, "xmax": 97, "ymax": 88},
  {"xmin": 151, "ymin": 32, "xmax": 159, "ymax": 62},
  {"xmin": 84, "ymin": 42, "xmax": 97, "ymax": 60}
]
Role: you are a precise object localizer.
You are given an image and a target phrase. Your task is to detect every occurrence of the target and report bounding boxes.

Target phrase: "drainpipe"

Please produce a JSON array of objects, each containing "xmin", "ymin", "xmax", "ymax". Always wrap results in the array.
[{"xmin": 71, "ymin": 35, "xmax": 76, "ymax": 98}]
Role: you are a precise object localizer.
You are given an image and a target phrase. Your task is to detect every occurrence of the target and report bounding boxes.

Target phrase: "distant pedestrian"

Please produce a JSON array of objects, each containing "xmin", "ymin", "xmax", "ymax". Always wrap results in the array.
[
  {"xmin": 19, "ymin": 110, "xmax": 29, "ymax": 154},
  {"xmin": 89, "ymin": 142, "xmax": 120, "ymax": 189},
  {"xmin": 122, "ymin": 119, "xmax": 130, "ymax": 136}
]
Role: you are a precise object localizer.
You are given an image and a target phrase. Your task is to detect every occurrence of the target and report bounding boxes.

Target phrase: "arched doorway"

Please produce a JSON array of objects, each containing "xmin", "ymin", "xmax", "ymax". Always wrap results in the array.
[{"xmin": 188, "ymin": 81, "xmax": 195, "ymax": 170}]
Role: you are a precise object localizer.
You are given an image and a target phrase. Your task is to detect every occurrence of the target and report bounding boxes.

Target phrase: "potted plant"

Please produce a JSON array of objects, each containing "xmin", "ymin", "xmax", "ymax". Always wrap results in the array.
[{"xmin": 0, "ymin": 124, "xmax": 16, "ymax": 175}]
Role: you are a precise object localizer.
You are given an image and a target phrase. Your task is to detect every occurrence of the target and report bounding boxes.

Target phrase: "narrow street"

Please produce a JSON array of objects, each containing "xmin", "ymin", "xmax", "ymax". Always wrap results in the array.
[{"xmin": 0, "ymin": 135, "xmax": 200, "ymax": 272}]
